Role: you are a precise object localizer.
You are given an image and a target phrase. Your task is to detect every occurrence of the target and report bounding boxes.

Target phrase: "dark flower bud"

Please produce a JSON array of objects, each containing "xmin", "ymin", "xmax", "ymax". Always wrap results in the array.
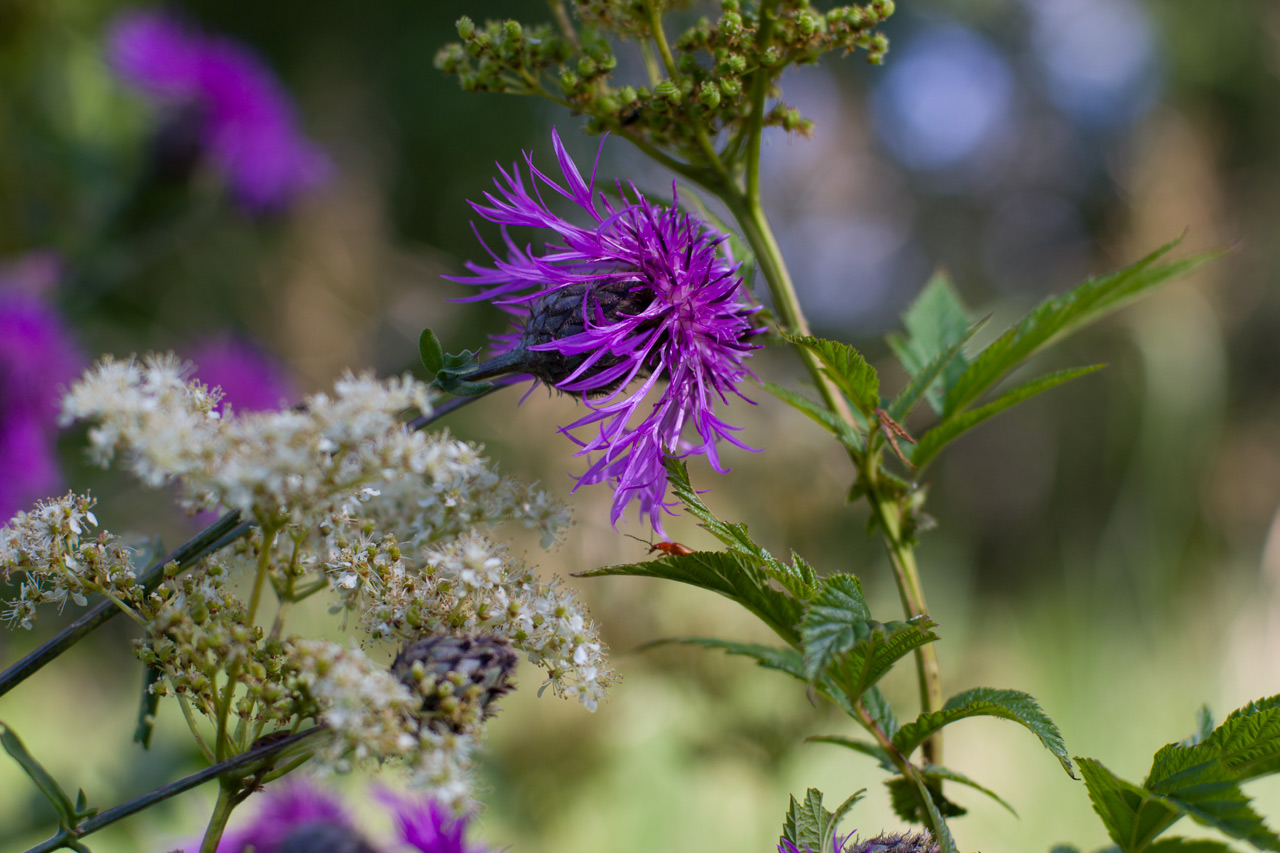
[
  {"xmin": 392, "ymin": 634, "xmax": 519, "ymax": 733},
  {"xmin": 459, "ymin": 279, "xmax": 655, "ymax": 392},
  {"xmin": 278, "ymin": 821, "xmax": 380, "ymax": 853},
  {"xmin": 851, "ymin": 831, "xmax": 940, "ymax": 853}
]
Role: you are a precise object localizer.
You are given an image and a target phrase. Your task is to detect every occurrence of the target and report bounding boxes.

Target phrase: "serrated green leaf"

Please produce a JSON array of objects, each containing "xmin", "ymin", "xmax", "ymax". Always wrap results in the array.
[
  {"xmin": 419, "ymin": 328, "xmax": 445, "ymax": 375},
  {"xmin": 1206, "ymin": 696, "xmax": 1280, "ymax": 780},
  {"xmin": 782, "ymin": 788, "xmax": 844, "ymax": 852},
  {"xmin": 1146, "ymin": 838, "xmax": 1239, "ymax": 852},
  {"xmin": 1145, "ymin": 743, "xmax": 1280, "ymax": 850},
  {"xmin": 1078, "ymin": 757, "xmax": 1180, "ymax": 852},
  {"xmin": 863, "ymin": 685, "xmax": 900, "ymax": 742},
  {"xmin": 912, "ymin": 365, "xmax": 1105, "ymax": 469},
  {"xmin": 0, "ymin": 721, "xmax": 78, "ymax": 823},
  {"xmin": 800, "ymin": 574, "xmax": 870, "ymax": 680},
  {"xmin": 833, "ymin": 617, "xmax": 939, "ymax": 699},
  {"xmin": 580, "ymin": 550, "xmax": 803, "ymax": 645},
  {"xmin": 663, "ymin": 459, "xmax": 806, "ymax": 585},
  {"xmin": 921, "ymin": 764, "xmax": 1018, "ymax": 816},
  {"xmin": 787, "ymin": 334, "xmax": 881, "ymax": 416},
  {"xmin": 893, "ymin": 687, "xmax": 1074, "ymax": 777},
  {"xmin": 888, "ymin": 774, "xmax": 967, "ymax": 823},
  {"xmin": 799, "ymin": 576, "xmax": 938, "ymax": 697},
  {"xmin": 886, "ymin": 320, "xmax": 984, "ymax": 423},
  {"xmin": 914, "ymin": 774, "xmax": 961, "ymax": 853},
  {"xmin": 887, "ymin": 272, "xmax": 974, "ymax": 417},
  {"xmin": 808, "ymin": 734, "xmax": 895, "ymax": 772},
  {"xmin": 1186, "ymin": 706, "xmax": 1216, "ymax": 747},
  {"xmin": 660, "ymin": 637, "xmax": 859, "ymax": 718},
  {"xmin": 761, "ymin": 380, "xmax": 864, "ymax": 451},
  {"xmin": 942, "ymin": 240, "xmax": 1219, "ymax": 418},
  {"xmin": 830, "ymin": 789, "xmax": 866, "ymax": 836}
]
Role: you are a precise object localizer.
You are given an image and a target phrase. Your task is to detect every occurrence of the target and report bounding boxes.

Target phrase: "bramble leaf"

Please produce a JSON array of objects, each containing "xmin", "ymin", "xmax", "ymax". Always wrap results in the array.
[
  {"xmin": 886, "ymin": 320, "xmax": 983, "ymax": 423},
  {"xmin": 782, "ymin": 788, "xmax": 860, "ymax": 853},
  {"xmin": 580, "ymin": 550, "xmax": 803, "ymax": 645},
  {"xmin": 800, "ymin": 574, "xmax": 870, "ymax": 680},
  {"xmin": 1145, "ymin": 743, "xmax": 1280, "ymax": 851},
  {"xmin": 762, "ymin": 380, "xmax": 864, "ymax": 452},
  {"xmin": 786, "ymin": 334, "xmax": 881, "ymax": 416},
  {"xmin": 863, "ymin": 685, "xmax": 901, "ymax": 742},
  {"xmin": 942, "ymin": 240, "xmax": 1219, "ymax": 418},
  {"xmin": 664, "ymin": 459, "xmax": 811, "ymax": 586},
  {"xmin": 1146, "ymin": 839, "xmax": 1239, "ymax": 852},
  {"xmin": 799, "ymin": 576, "xmax": 939, "ymax": 697},
  {"xmin": 808, "ymin": 734, "xmax": 895, "ymax": 772},
  {"xmin": 911, "ymin": 365, "xmax": 1104, "ymax": 469},
  {"xmin": 1078, "ymin": 757, "xmax": 1179, "ymax": 852},
  {"xmin": 887, "ymin": 774, "xmax": 967, "ymax": 822},
  {"xmin": 921, "ymin": 764, "xmax": 1018, "ymax": 816},
  {"xmin": 886, "ymin": 272, "xmax": 975, "ymax": 416},
  {"xmin": 1205, "ymin": 695, "xmax": 1280, "ymax": 780},
  {"xmin": 893, "ymin": 687, "xmax": 1074, "ymax": 777}
]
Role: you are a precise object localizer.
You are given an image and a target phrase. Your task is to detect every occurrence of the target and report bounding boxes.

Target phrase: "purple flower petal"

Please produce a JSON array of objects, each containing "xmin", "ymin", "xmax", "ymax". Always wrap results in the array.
[
  {"xmin": 106, "ymin": 9, "xmax": 331, "ymax": 211},
  {"xmin": 187, "ymin": 335, "xmax": 295, "ymax": 413},
  {"xmin": 453, "ymin": 130, "xmax": 761, "ymax": 532}
]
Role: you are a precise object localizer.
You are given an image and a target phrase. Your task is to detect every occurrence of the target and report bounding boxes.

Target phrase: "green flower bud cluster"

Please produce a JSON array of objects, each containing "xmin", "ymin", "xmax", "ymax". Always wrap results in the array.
[{"xmin": 437, "ymin": 1, "xmax": 892, "ymax": 177}]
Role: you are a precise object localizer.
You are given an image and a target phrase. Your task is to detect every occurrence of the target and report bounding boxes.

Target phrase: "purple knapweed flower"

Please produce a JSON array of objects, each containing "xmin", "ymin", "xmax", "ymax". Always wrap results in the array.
[
  {"xmin": 378, "ymin": 789, "xmax": 487, "ymax": 853},
  {"xmin": 209, "ymin": 780, "xmax": 484, "ymax": 853},
  {"xmin": 187, "ymin": 335, "xmax": 295, "ymax": 413},
  {"xmin": 106, "ymin": 9, "xmax": 330, "ymax": 212},
  {"xmin": 0, "ymin": 253, "xmax": 82, "ymax": 520},
  {"xmin": 215, "ymin": 780, "xmax": 365, "ymax": 853},
  {"xmin": 453, "ymin": 130, "xmax": 759, "ymax": 531}
]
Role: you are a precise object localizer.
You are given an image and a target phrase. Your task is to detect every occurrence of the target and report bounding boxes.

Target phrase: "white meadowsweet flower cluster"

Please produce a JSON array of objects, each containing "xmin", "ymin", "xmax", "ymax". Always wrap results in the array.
[
  {"xmin": 353, "ymin": 531, "xmax": 615, "ymax": 712},
  {"xmin": 60, "ymin": 355, "xmax": 432, "ymax": 524},
  {"xmin": 0, "ymin": 493, "xmax": 139, "ymax": 630},
  {"xmin": 34, "ymin": 353, "xmax": 613, "ymax": 808}
]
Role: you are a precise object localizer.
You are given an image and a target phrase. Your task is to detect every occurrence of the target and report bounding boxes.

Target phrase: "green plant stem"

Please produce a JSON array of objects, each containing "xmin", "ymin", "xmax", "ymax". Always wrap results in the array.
[
  {"xmin": 867, "ymin": 482, "xmax": 943, "ymax": 765},
  {"xmin": 22, "ymin": 727, "xmax": 320, "ymax": 853},
  {"xmin": 852, "ymin": 697, "xmax": 946, "ymax": 842},
  {"xmin": 200, "ymin": 783, "xmax": 238, "ymax": 853}
]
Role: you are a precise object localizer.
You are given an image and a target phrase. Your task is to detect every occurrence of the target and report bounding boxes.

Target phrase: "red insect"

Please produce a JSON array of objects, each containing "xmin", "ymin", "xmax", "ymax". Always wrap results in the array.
[
  {"xmin": 626, "ymin": 534, "xmax": 693, "ymax": 557},
  {"xmin": 647, "ymin": 540, "xmax": 693, "ymax": 557}
]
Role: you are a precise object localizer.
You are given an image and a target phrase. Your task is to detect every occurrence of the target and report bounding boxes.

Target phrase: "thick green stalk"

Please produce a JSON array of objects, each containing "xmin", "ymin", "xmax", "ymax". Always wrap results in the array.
[{"xmin": 199, "ymin": 783, "xmax": 238, "ymax": 853}]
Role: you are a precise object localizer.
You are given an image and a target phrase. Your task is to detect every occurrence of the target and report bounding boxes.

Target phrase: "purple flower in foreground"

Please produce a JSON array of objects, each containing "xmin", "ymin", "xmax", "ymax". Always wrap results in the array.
[
  {"xmin": 378, "ymin": 789, "xmax": 486, "ymax": 853},
  {"xmin": 107, "ymin": 10, "xmax": 330, "ymax": 211},
  {"xmin": 0, "ymin": 253, "xmax": 81, "ymax": 519},
  {"xmin": 187, "ymin": 335, "xmax": 295, "ymax": 413},
  {"xmin": 454, "ymin": 130, "xmax": 759, "ymax": 531},
  {"xmin": 212, "ymin": 781, "xmax": 483, "ymax": 853},
  {"xmin": 779, "ymin": 828, "xmax": 854, "ymax": 853}
]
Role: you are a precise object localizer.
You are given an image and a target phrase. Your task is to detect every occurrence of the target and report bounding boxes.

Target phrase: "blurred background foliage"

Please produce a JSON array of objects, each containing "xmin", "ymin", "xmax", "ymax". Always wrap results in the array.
[{"xmin": 2, "ymin": 1, "xmax": 1280, "ymax": 850}]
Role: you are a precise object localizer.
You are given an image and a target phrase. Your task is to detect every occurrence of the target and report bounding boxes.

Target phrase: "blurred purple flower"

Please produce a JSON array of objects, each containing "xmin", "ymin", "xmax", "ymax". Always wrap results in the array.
[
  {"xmin": 215, "ymin": 781, "xmax": 370, "ymax": 853},
  {"xmin": 454, "ymin": 130, "xmax": 759, "ymax": 531},
  {"xmin": 187, "ymin": 335, "xmax": 294, "ymax": 413},
  {"xmin": 0, "ymin": 253, "xmax": 81, "ymax": 519},
  {"xmin": 210, "ymin": 781, "xmax": 483, "ymax": 853},
  {"xmin": 106, "ymin": 9, "xmax": 330, "ymax": 211},
  {"xmin": 378, "ymin": 789, "xmax": 486, "ymax": 853}
]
